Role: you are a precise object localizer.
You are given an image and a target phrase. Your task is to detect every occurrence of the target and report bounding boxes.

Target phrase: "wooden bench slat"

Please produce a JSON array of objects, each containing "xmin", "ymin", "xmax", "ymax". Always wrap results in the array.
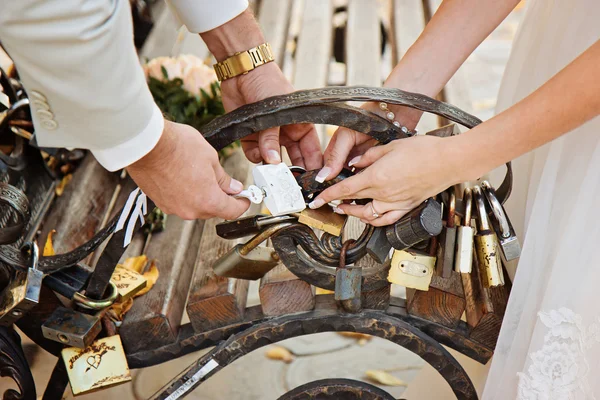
[
  {"xmin": 346, "ymin": 0, "xmax": 381, "ymax": 87},
  {"xmin": 140, "ymin": 2, "xmax": 180, "ymax": 60},
  {"xmin": 258, "ymin": 0, "xmax": 293, "ymax": 62},
  {"xmin": 37, "ymin": 155, "xmax": 118, "ymax": 253},
  {"xmin": 392, "ymin": 0, "xmax": 439, "ymax": 133},
  {"xmin": 186, "ymin": 150, "xmax": 253, "ymax": 332},
  {"xmin": 120, "ymin": 216, "xmax": 204, "ymax": 352},
  {"xmin": 259, "ymin": 264, "xmax": 315, "ymax": 316}
]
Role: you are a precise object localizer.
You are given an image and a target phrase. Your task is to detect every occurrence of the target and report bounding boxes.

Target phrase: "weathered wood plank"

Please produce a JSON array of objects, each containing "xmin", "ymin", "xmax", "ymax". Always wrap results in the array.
[
  {"xmin": 37, "ymin": 154, "xmax": 118, "ymax": 253},
  {"xmin": 425, "ymin": 0, "xmax": 474, "ymax": 117},
  {"xmin": 346, "ymin": 0, "xmax": 381, "ymax": 87},
  {"xmin": 186, "ymin": 149, "xmax": 253, "ymax": 332},
  {"xmin": 392, "ymin": 0, "xmax": 438, "ymax": 133},
  {"xmin": 293, "ymin": 0, "xmax": 333, "ymax": 90},
  {"xmin": 120, "ymin": 216, "xmax": 204, "ymax": 352},
  {"xmin": 463, "ymin": 254, "xmax": 510, "ymax": 348},
  {"xmin": 362, "ymin": 283, "xmax": 391, "ymax": 310},
  {"xmin": 140, "ymin": 1, "xmax": 180, "ymax": 60},
  {"xmin": 258, "ymin": 0, "xmax": 293, "ymax": 62},
  {"xmin": 259, "ymin": 264, "xmax": 315, "ymax": 316},
  {"xmin": 406, "ymin": 286, "xmax": 466, "ymax": 329}
]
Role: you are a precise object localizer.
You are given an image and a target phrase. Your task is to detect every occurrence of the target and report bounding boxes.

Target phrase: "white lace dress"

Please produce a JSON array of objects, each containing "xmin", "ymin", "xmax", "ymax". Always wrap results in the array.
[{"xmin": 483, "ymin": 1, "xmax": 600, "ymax": 399}]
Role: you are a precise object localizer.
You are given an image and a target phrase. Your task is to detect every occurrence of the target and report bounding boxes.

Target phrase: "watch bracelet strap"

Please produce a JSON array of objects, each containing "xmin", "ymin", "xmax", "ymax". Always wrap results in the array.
[{"xmin": 214, "ymin": 43, "xmax": 275, "ymax": 81}]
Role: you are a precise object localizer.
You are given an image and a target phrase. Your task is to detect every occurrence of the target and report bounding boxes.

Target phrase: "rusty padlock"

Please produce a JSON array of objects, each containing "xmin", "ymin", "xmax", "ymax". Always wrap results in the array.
[{"xmin": 334, "ymin": 240, "xmax": 362, "ymax": 313}]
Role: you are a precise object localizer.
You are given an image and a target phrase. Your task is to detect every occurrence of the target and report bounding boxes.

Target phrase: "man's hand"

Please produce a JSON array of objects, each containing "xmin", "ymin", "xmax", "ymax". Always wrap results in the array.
[
  {"xmin": 127, "ymin": 120, "xmax": 250, "ymax": 220},
  {"xmin": 220, "ymin": 62, "xmax": 323, "ymax": 169},
  {"xmin": 201, "ymin": 9, "xmax": 323, "ymax": 170}
]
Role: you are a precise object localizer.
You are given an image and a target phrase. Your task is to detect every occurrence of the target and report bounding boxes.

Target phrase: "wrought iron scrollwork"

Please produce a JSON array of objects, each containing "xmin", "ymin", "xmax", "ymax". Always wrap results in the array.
[{"xmin": 0, "ymin": 326, "xmax": 36, "ymax": 400}]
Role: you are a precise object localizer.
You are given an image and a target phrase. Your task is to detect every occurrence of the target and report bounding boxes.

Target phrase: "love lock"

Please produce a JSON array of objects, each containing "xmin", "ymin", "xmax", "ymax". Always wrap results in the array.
[
  {"xmin": 0, "ymin": 242, "xmax": 43, "ymax": 327},
  {"xmin": 213, "ymin": 222, "xmax": 293, "ymax": 280},
  {"xmin": 334, "ymin": 240, "xmax": 362, "ymax": 313}
]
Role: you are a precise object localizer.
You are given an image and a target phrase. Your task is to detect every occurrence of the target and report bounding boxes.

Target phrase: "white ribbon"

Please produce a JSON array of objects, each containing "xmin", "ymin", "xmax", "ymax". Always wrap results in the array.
[{"xmin": 115, "ymin": 188, "xmax": 148, "ymax": 247}]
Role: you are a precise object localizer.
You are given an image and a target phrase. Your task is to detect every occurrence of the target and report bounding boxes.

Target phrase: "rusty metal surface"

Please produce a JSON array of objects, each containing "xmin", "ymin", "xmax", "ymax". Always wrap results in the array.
[
  {"xmin": 271, "ymin": 229, "xmax": 390, "ymax": 292},
  {"xmin": 277, "ymin": 378, "xmax": 396, "ymax": 400},
  {"xmin": 150, "ymin": 305, "xmax": 478, "ymax": 400},
  {"xmin": 126, "ymin": 296, "xmax": 493, "ymax": 369}
]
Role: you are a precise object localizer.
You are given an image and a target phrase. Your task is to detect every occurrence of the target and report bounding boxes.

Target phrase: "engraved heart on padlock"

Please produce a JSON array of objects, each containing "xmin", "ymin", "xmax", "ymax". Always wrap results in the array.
[{"xmin": 86, "ymin": 354, "xmax": 102, "ymax": 370}]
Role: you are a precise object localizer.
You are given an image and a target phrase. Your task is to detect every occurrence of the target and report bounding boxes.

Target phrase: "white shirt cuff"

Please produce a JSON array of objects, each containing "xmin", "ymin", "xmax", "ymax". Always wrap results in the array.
[
  {"xmin": 165, "ymin": 0, "xmax": 249, "ymax": 33},
  {"xmin": 92, "ymin": 104, "xmax": 164, "ymax": 172}
]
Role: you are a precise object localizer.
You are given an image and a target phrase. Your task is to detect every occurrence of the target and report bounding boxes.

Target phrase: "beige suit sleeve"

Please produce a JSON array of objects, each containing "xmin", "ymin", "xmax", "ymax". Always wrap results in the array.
[{"xmin": 0, "ymin": 0, "xmax": 163, "ymax": 171}]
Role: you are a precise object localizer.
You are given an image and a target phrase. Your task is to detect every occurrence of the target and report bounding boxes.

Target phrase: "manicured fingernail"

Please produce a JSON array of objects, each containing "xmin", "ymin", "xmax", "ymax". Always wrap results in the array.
[
  {"xmin": 332, "ymin": 206, "xmax": 345, "ymax": 215},
  {"xmin": 348, "ymin": 156, "xmax": 362, "ymax": 167},
  {"xmin": 315, "ymin": 167, "xmax": 332, "ymax": 183},
  {"xmin": 229, "ymin": 179, "xmax": 243, "ymax": 193},
  {"xmin": 309, "ymin": 199, "xmax": 325, "ymax": 209},
  {"xmin": 267, "ymin": 150, "xmax": 281, "ymax": 164}
]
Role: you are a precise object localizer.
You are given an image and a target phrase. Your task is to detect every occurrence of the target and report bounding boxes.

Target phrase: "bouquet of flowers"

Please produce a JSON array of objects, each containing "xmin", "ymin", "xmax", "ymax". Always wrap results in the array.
[{"xmin": 144, "ymin": 54, "xmax": 225, "ymax": 132}]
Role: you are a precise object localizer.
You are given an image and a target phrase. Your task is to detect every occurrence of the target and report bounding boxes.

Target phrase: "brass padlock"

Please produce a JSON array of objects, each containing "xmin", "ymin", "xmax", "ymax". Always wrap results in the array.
[
  {"xmin": 41, "ymin": 306, "xmax": 102, "ymax": 349},
  {"xmin": 62, "ymin": 334, "xmax": 131, "ymax": 395},
  {"xmin": 473, "ymin": 186, "xmax": 504, "ymax": 287},
  {"xmin": 296, "ymin": 206, "xmax": 347, "ymax": 236},
  {"xmin": 455, "ymin": 187, "xmax": 475, "ymax": 273},
  {"xmin": 110, "ymin": 265, "xmax": 147, "ymax": 301},
  {"xmin": 0, "ymin": 242, "xmax": 43, "ymax": 327},
  {"xmin": 388, "ymin": 238, "xmax": 437, "ymax": 291},
  {"xmin": 213, "ymin": 222, "xmax": 292, "ymax": 280}
]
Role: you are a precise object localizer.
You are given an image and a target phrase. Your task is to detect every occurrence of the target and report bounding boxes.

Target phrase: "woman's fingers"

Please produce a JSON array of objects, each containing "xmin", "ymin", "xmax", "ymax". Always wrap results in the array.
[
  {"xmin": 335, "ymin": 200, "xmax": 399, "ymax": 220},
  {"xmin": 348, "ymin": 144, "xmax": 392, "ymax": 169},
  {"xmin": 368, "ymin": 210, "xmax": 407, "ymax": 227},
  {"xmin": 308, "ymin": 172, "xmax": 373, "ymax": 208}
]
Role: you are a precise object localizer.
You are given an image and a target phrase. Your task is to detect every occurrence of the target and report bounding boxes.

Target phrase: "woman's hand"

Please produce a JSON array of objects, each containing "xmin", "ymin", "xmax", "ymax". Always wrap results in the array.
[
  {"xmin": 315, "ymin": 102, "xmax": 422, "ymax": 183},
  {"xmin": 309, "ymin": 135, "xmax": 471, "ymax": 226}
]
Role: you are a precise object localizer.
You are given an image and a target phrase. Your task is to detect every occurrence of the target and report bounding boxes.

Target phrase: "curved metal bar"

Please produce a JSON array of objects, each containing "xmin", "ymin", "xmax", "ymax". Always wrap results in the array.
[
  {"xmin": 272, "ymin": 233, "xmax": 389, "ymax": 292},
  {"xmin": 201, "ymin": 87, "xmax": 481, "ymax": 150},
  {"xmin": 0, "ymin": 326, "xmax": 37, "ymax": 400},
  {"xmin": 277, "ymin": 378, "xmax": 396, "ymax": 400},
  {"xmin": 0, "ymin": 211, "xmax": 119, "ymax": 273},
  {"xmin": 150, "ymin": 310, "xmax": 477, "ymax": 400},
  {"xmin": 0, "ymin": 182, "xmax": 30, "ymax": 245}
]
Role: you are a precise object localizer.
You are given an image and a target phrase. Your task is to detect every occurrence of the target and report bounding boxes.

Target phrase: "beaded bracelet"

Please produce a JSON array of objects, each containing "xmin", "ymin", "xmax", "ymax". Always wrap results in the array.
[{"xmin": 379, "ymin": 102, "xmax": 418, "ymax": 136}]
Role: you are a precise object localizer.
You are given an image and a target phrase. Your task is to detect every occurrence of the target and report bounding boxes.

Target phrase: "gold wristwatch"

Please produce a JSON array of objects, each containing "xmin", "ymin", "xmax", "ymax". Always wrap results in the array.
[{"xmin": 213, "ymin": 43, "xmax": 275, "ymax": 81}]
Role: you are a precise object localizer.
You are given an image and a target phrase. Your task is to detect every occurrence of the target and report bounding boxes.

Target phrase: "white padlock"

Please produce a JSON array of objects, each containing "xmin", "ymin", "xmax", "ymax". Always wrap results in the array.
[{"xmin": 252, "ymin": 163, "xmax": 306, "ymax": 216}]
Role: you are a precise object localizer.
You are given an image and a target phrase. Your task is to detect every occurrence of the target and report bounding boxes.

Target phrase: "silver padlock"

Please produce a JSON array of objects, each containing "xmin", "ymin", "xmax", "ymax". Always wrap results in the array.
[
  {"xmin": 0, "ymin": 242, "xmax": 44, "ymax": 327},
  {"xmin": 480, "ymin": 181, "xmax": 521, "ymax": 261},
  {"xmin": 41, "ymin": 306, "xmax": 102, "ymax": 349},
  {"xmin": 213, "ymin": 222, "xmax": 292, "ymax": 280},
  {"xmin": 455, "ymin": 187, "xmax": 475, "ymax": 273}
]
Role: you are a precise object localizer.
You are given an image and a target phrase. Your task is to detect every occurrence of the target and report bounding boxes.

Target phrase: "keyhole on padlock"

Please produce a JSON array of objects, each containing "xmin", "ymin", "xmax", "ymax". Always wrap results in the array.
[{"xmin": 58, "ymin": 334, "xmax": 69, "ymax": 344}]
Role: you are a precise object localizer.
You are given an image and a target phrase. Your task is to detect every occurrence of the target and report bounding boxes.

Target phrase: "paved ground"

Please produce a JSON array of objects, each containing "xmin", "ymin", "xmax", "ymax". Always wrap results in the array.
[{"xmin": 1, "ymin": 2, "xmax": 525, "ymax": 399}]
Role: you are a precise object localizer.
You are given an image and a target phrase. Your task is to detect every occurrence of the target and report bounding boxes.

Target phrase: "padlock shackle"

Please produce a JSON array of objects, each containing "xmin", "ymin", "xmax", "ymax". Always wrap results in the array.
[
  {"xmin": 481, "ymin": 181, "xmax": 511, "ymax": 238},
  {"xmin": 239, "ymin": 222, "xmax": 294, "ymax": 255},
  {"xmin": 463, "ymin": 188, "xmax": 473, "ymax": 227},
  {"xmin": 472, "ymin": 186, "xmax": 491, "ymax": 231}
]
